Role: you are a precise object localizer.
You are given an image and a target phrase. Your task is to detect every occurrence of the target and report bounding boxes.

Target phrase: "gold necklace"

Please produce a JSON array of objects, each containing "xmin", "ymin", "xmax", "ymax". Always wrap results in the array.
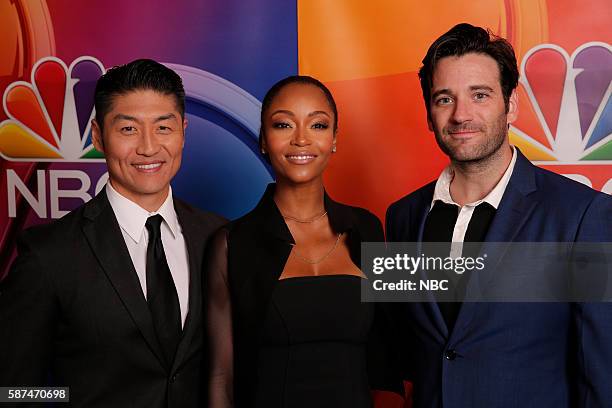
[
  {"xmin": 290, "ymin": 233, "xmax": 342, "ymax": 264},
  {"xmin": 282, "ymin": 210, "xmax": 327, "ymax": 223}
]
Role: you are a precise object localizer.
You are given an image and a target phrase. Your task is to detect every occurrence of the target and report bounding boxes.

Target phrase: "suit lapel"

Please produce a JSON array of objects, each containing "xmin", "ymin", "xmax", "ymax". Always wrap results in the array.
[
  {"xmin": 170, "ymin": 201, "xmax": 204, "ymax": 374},
  {"xmin": 414, "ymin": 186, "xmax": 450, "ymax": 339},
  {"xmin": 81, "ymin": 191, "xmax": 166, "ymax": 368},
  {"xmin": 451, "ymin": 150, "xmax": 538, "ymax": 343}
]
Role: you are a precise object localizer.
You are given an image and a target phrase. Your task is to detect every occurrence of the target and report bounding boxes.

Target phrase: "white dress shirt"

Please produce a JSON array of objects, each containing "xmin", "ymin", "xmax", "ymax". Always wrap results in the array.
[
  {"xmin": 430, "ymin": 147, "xmax": 517, "ymax": 256},
  {"xmin": 106, "ymin": 183, "xmax": 190, "ymax": 327}
]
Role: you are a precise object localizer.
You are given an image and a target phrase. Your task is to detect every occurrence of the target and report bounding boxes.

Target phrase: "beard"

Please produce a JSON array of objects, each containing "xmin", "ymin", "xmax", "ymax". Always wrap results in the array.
[{"xmin": 434, "ymin": 112, "xmax": 508, "ymax": 164}]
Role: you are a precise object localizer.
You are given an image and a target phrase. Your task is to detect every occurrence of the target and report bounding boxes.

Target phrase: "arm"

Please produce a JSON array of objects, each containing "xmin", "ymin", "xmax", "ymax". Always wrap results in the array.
[
  {"xmin": 205, "ymin": 227, "xmax": 234, "ymax": 408},
  {"xmin": 360, "ymin": 211, "xmax": 406, "ymax": 404},
  {"xmin": 385, "ymin": 203, "xmax": 399, "ymax": 243},
  {"xmin": 573, "ymin": 193, "xmax": 612, "ymax": 408},
  {"xmin": 0, "ymin": 229, "xmax": 58, "ymax": 386}
]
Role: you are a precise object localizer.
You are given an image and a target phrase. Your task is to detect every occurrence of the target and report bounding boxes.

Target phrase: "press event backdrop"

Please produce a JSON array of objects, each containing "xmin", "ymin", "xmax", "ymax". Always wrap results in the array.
[{"xmin": 0, "ymin": 0, "xmax": 610, "ymax": 402}]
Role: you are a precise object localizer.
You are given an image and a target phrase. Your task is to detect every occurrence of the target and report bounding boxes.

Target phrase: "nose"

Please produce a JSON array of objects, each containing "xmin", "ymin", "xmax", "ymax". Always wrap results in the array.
[
  {"xmin": 136, "ymin": 127, "xmax": 159, "ymax": 156},
  {"xmin": 450, "ymin": 97, "xmax": 473, "ymax": 124},
  {"xmin": 290, "ymin": 125, "xmax": 311, "ymax": 147}
]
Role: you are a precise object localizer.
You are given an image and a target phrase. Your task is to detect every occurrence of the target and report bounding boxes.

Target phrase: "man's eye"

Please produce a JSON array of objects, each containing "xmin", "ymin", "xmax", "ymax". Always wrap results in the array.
[
  {"xmin": 435, "ymin": 97, "xmax": 452, "ymax": 105},
  {"xmin": 158, "ymin": 125, "xmax": 172, "ymax": 132},
  {"xmin": 272, "ymin": 122, "xmax": 292, "ymax": 129},
  {"xmin": 474, "ymin": 92, "xmax": 489, "ymax": 100},
  {"xmin": 312, "ymin": 122, "xmax": 329, "ymax": 130},
  {"xmin": 121, "ymin": 126, "xmax": 136, "ymax": 132}
]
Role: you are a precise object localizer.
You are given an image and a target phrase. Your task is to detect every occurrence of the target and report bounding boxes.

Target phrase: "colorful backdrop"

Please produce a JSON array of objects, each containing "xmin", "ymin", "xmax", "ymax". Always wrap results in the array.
[{"xmin": 0, "ymin": 0, "xmax": 610, "ymax": 404}]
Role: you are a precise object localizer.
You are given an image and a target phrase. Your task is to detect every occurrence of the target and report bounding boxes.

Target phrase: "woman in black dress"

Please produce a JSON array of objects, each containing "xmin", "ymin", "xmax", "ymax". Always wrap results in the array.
[{"xmin": 207, "ymin": 76, "xmax": 403, "ymax": 408}]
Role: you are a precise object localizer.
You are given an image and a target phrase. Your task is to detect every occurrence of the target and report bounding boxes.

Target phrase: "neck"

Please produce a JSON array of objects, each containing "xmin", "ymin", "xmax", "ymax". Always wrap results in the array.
[
  {"xmin": 273, "ymin": 179, "xmax": 325, "ymax": 219},
  {"xmin": 449, "ymin": 144, "xmax": 512, "ymax": 206},
  {"xmin": 109, "ymin": 180, "xmax": 169, "ymax": 213}
]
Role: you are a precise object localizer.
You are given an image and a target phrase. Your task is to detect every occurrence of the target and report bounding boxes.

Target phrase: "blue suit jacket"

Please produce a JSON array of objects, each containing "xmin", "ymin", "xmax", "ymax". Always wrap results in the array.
[{"xmin": 385, "ymin": 149, "xmax": 612, "ymax": 408}]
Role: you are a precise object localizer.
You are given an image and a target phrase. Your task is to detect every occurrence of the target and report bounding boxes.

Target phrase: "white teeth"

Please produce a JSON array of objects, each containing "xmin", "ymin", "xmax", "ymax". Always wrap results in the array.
[
  {"xmin": 287, "ymin": 155, "xmax": 315, "ymax": 160},
  {"xmin": 134, "ymin": 163, "xmax": 162, "ymax": 170}
]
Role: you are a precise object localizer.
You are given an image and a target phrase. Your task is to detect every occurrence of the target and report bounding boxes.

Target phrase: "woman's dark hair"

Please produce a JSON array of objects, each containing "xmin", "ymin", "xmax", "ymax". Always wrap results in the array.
[
  {"xmin": 259, "ymin": 75, "xmax": 338, "ymax": 158},
  {"xmin": 418, "ymin": 23, "xmax": 519, "ymax": 115},
  {"xmin": 94, "ymin": 59, "xmax": 185, "ymax": 131}
]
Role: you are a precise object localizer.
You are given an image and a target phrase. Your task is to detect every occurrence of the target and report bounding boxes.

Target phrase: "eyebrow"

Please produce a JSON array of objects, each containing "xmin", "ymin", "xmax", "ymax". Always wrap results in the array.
[
  {"xmin": 431, "ymin": 85, "xmax": 495, "ymax": 100},
  {"xmin": 469, "ymin": 85, "xmax": 495, "ymax": 92},
  {"xmin": 270, "ymin": 109, "xmax": 294, "ymax": 117},
  {"xmin": 111, "ymin": 113, "xmax": 177, "ymax": 124},
  {"xmin": 270, "ymin": 109, "xmax": 330, "ymax": 117},
  {"xmin": 308, "ymin": 110, "xmax": 330, "ymax": 118},
  {"xmin": 111, "ymin": 114, "xmax": 141, "ymax": 124},
  {"xmin": 154, "ymin": 113, "xmax": 178, "ymax": 122}
]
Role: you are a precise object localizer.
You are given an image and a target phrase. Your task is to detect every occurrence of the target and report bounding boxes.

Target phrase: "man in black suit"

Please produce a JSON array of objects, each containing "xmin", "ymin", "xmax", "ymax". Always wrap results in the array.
[{"xmin": 0, "ymin": 59, "xmax": 225, "ymax": 407}]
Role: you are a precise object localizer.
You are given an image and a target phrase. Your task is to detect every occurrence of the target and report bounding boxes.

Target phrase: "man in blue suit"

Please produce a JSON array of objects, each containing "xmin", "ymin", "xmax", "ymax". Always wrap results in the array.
[{"xmin": 385, "ymin": 23, "xmax": 612, "ymax": 407}]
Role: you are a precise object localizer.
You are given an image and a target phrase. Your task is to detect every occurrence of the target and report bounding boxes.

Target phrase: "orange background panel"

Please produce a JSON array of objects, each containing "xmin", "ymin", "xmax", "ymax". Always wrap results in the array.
[
  {"xmin": 323, "ymin": 72, "xmax": 448, "ymax": 222},
  {"xmin": 547, "ymin": 0, "xmax": 612, "ymax": 53},
  {"xmin": 298, "ymin": 0, "xmax": 549, "ymax": 82}
]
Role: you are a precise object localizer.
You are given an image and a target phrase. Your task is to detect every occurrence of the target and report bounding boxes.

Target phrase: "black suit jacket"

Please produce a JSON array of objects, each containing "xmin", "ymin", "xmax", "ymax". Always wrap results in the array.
[
  {"xmin": 210, "ymin": 183, "xmax": 402, "ymax": 406},
  {"xmin": 0, "ymin": 190, "xmax": 226, "ymax": 407}
]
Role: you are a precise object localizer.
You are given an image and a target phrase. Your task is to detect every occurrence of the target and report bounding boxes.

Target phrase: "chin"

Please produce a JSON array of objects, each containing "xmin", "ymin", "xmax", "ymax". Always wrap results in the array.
[{"xmin": 282, "ymin": 174, "xmax": 322, "ymax": 186}]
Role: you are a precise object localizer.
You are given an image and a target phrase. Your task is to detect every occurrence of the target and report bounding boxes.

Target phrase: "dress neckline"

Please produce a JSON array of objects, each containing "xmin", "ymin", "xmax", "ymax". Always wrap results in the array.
[{"xmin": 277, "ymin": 274, "xmax": 366, "ymax": 282}]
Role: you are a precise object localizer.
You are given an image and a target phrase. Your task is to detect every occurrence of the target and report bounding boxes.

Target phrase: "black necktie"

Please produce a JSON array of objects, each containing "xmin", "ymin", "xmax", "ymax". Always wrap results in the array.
[{"xmin": 145, "ymin": 214, "xmax": 182, "ymax": 368}]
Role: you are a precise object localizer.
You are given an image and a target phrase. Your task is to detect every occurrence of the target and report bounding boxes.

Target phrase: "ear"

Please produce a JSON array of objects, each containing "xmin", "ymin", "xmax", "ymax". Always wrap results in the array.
[
  {"xmin": 506, "ymin": 89, "xmax": 519, "ymax": 124},
  {"xmin": 182, "ymin": 117, "xmax": 188, "ymax": 147},
  {"xmin": 260, "ymin": 132, "xmax": 267, "ymax": 152},
  {"xmin": 333, "ymin": 128, "xmax": 338, "ymax": 145},
  {"xmin": 91, "ymin": 119, "xmax": 104, "ymax": 153}
]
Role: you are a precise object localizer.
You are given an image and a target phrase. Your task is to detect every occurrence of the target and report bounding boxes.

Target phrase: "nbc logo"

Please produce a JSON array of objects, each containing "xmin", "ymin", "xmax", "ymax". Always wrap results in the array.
[
  {"xmin": 510, "ymin": 42, "xmax": 612, "ymax": 193},
  {"xmin": 0, "ymin": 56, "xmax": 108, "ymax": 219},
  {"xmin": 0, "ymin": 56, "xmax": 105, "ymax": 161}
]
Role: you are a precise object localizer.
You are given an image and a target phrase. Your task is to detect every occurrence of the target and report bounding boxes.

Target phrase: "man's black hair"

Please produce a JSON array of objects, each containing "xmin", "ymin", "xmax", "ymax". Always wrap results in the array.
[{"xmin": 94, "ymin": 59, "xmax": 185, "ymax": 130}]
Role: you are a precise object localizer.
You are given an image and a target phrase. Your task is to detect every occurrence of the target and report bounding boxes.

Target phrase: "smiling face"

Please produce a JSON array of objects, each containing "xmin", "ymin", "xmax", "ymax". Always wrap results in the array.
[
  {"xmin": 261, "ymin": 82, "xmax": 337, "ymax": 186},
  {"xmin": 428, "ymin": 52, "xmax": 518, "ymax": 164},
  {"xmin": 92, "ymin": 89, "xmax": 186, "ymax": 210}
]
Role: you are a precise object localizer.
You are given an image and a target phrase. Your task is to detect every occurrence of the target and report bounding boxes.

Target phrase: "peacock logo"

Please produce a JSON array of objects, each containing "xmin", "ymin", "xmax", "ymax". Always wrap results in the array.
[
  {"xmin": 511, "ymin": 42, "xmax": 612, "ymax": 163},
  {"xmin": 0, "ymin": 56, "xmax": 105, "ymax": 162}
]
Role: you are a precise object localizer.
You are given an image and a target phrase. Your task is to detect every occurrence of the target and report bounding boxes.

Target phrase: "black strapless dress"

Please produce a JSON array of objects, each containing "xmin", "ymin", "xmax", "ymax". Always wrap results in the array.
[{"xmin": 253, "ymin": 275, "xmax": 374, "ymax": 408}]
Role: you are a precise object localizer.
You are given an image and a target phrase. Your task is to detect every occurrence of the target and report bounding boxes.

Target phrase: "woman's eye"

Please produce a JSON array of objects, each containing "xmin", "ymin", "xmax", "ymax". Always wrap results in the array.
[
  {"xmin": 272, "ymin": 122, "xmax": 292, "ymax": 129},
  {"xmin": 312, "ymin": 122, "xmax": 329, "ymax": 130}
]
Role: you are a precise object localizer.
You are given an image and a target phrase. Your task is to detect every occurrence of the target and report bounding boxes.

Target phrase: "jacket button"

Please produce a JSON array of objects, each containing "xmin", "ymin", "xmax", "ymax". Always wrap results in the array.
[
  {"xmin": 170, "ymin": 374, "xmax": 177, "ymax": 383},
  {"xmin": 445, "ymin": 349, "xmax": 457, "ymax": 360}
]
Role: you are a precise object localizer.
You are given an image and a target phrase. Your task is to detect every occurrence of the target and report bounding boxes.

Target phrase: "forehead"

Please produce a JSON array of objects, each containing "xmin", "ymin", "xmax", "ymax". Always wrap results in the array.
[
  {"xmin": 270, "ymin": 83, "xmax": 331, "ymax": 110},
  {"xmin": 106, "ymin": 89, "xmax": 180, "ymax": 117},
  {"xmin": 432, "ymin": 53, "xmax": 502, "ymax": 90}
]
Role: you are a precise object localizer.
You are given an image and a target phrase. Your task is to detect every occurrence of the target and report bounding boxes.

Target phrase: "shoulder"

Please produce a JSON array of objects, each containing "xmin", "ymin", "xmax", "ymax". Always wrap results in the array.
[
  {"xmin": 526, "ymin": 165, "xmax": 612, "ymax": 219},
  {"xmin": 387, "ymin": 180, "xmax": 436, "ymax": 218},
  {"xmin": 17, "ymin": 199, "xmax": 92, "ymax": 250},
  {"xmin": 512, "ymin": 149, "xmax": 605, "ymax": 208},
  {"xmin": 532, "ymin": 165, "xmax": 604, "ymax": 201},
  {"xmin": 348, "ymin": 204, "xmax": 382, "ymax": 230},
  {"xmin": 328, "ymin": 199, "xmax": 384, "ymax": 242},
  {"xmin": 221, "ymin": 203, "xmax": 266, "ymax": 237},
  {"xmin": 173, "ymin": 198, "xmax": 228, "ymax": 231}
]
